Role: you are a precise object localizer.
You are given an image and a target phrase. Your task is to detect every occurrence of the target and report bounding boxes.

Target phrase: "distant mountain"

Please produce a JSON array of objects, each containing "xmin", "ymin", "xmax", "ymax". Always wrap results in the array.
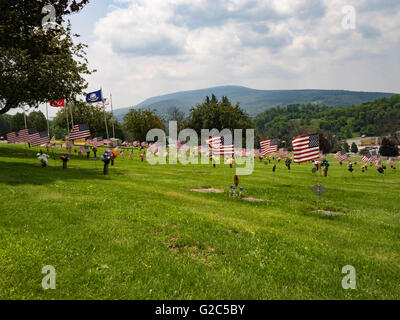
[{"xmin": 114, "ymin": 86, "xmax": 396, "ymax": 120}]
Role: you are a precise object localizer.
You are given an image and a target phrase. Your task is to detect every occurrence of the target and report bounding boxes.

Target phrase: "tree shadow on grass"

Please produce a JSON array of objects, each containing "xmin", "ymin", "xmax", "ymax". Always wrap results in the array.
[{"xmin": 0, "ymin": 160, "xmax": 125, "ymax": 186}]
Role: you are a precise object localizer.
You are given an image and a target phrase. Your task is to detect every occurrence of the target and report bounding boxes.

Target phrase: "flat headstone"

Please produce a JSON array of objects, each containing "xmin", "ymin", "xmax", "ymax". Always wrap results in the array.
[
  {"xmin": 311, "ymin": 184, "xmax": 327, "ymax": 196},
  {"xmin": 190, "ymin": 188, "xmax": 224, "ymax": 193},
  {"xmin": 242, "ymin": 197, "xmax": 266, "ymax": 202},
  {"xmin": 316, "ymin": 210, "xmax": 347, "ymax": 216}
]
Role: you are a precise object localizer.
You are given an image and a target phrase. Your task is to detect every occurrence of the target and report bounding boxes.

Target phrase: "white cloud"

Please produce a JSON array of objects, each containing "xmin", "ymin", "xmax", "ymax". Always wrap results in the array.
[{"xmin": 82, "ymin": 0, "xmax": 400, "ymax": 110}]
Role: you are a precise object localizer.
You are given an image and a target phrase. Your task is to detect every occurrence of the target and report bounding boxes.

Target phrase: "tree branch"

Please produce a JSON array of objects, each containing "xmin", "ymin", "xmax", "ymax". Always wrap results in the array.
[{"xmin": 0, "ymin": 100, "xmax": 16, "ymax": 115}]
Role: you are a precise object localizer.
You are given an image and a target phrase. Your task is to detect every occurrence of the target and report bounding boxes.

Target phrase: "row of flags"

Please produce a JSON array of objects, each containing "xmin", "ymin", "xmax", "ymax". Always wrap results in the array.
[
  {"xmin": 205, "ymin": 134, "xmax": 319, "ymax": 163},
  {"xmin": 334, "ymin": 149, "xmax": 380, "ymax": 163},
  {"xmin": 6, "ymin": 123, "xmax": 91, "ymax": 145},
  {"xmin": 6, "ymin": 128, "xmax": 49, "ymax": 147},
  {"xmin": 5, "ymin": 126, "xmax": 389, "ymax": 165}
]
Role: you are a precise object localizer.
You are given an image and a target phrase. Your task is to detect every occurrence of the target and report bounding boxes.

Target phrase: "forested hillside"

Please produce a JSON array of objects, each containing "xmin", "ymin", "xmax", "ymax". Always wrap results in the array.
[{"xmin": 254, "ymin": 95, "xmax": 400, "ymax": 140}]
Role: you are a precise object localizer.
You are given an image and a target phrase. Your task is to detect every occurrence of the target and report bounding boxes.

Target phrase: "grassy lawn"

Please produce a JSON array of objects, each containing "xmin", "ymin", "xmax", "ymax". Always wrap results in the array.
[{"xmin": 0, "ymin": 144, "xmax": 399, "ymax": 300}]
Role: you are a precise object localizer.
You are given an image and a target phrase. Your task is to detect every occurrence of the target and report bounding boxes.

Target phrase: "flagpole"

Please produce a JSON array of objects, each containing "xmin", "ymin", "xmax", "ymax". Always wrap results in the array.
[
  {"xmin": 101, "ymin": 88, "xmax": 110, "ymax": 141},
  {"xmin": 70, "ymin": 101, "xmax": 75, "ymax": 128},
  {"xmin": 46, "ymin": 102, "xmax": 50, "ymax": 138},
  {"xmin": 23, "ymin": 105, "xmax": 27, "ymax": 129},
  {"xmin": 22, "ymin": 105, "xmax": 29, "ymax": 152},
  {"xmin": 110, "ymin": 93, "xmax": 115, "ymax": 139},
  {"xmin": 66, "ymin": 101, "xmax": 70, "ymax": 136}
]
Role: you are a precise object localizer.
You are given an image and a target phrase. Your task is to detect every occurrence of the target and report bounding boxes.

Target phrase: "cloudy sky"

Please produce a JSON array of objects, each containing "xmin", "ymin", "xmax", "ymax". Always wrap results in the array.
[{"xmin": 35, "ymin": 0, "xmax": 400, "ymax": 116}]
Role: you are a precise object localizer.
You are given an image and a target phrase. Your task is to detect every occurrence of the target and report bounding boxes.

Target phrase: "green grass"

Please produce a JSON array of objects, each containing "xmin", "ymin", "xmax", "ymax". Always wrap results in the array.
[{"xmin": 0, "ymin": 144, "xmax": 399, "ymax": 300}]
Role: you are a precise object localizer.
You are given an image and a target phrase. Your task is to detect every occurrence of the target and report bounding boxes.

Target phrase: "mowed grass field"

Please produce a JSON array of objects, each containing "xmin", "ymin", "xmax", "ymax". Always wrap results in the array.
[{"xmin": 0, "ymin": 144, "xmax": 399, "ymax": 300}]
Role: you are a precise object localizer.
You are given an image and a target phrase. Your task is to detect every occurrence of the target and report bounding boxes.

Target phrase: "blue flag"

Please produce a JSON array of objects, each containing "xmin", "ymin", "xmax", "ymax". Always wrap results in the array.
[{"xmin": 86, "ymin": 90, "xmax": 103, "ymax": 103}]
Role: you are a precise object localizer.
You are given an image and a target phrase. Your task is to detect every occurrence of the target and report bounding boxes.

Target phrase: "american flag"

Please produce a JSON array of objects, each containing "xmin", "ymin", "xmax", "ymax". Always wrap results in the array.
[
  {"xmin": 370, "ymin": 150, "xmax": 379, "ymax": 161},
  {"xmin": 206, "ymin": 136, "xmax": 221, "ymax": 148},
  {"xmin": 207, "ymin": 135, "xmax": 234, "ymax": 156},
  {"xmin": 362, "ymin": 152, "xmax": 372, "ymax": 162},
  {"xmin": 6, "ymin": 132, "xmax": 17, "ymax": 144},
  {"xmin": 93, "ymin": 137, "xmax": 105, "ymax": 147},
  {"xmin": 30, "ymin": 131, "xmax": 50, "ymax": 147},
  {"xmin": 16, "ymin": 129, "xmax": 29, "ymax": 143},
  {"xmin": 335, "ymin": 150, "xmax": 349, "ymax": 161},
  {"xmin": 69, "ymin": 123, "xmax": 91, "ymax": 141},
  {"xmin": 260, "ymin": 139, "xmax": 278, "ymax": 156},
  {"xmin": 292, "ymin": 134, "xmax": 320, "ymax": 163}
]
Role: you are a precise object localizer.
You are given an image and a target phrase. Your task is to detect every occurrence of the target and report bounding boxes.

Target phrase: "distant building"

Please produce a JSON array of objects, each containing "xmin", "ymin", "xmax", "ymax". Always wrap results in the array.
[{"xmin": 346, "ymin": 137, "xmax": 380, "ymax": 154}]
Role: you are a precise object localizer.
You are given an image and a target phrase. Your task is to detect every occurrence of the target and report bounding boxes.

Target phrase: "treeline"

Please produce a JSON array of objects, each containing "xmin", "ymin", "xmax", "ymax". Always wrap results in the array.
[
  {"xmin": 254, "ymin": 94, "xmax": 400, "ymax": 140},
  {"xmin": 1, "ymin": 94, "xmax": 399, "ymax": 152}
]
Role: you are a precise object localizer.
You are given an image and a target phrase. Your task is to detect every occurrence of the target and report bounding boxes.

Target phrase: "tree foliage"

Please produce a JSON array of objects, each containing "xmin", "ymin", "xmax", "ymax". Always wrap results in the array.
[
  {"xmin": 166, "ymin": 106, "xmax": 185, "ymax": 132},
  {"xmin": 379, "ymin": 137, "xmax": 399, "ymax": 157},
  {"xmin": 186, "ymin": 95, "xmax": 255, "ymax": 135},
  {"xmin": 351, "ymin": 142, "xmax": 359, "ymax": 154},
  {"xmin": 123, "ymin": 109, "xmax": 166, "ymax": 142},
  {"xmin": 254, "ymin": 95, "xmax": 400, "ymax": 140},
  {"xmin": 0, "ymin": 0, "xmax": 92, "ymax": 114}
]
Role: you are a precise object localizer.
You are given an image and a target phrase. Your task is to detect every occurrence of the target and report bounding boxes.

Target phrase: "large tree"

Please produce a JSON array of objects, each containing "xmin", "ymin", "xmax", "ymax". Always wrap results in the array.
[
  {"xmin": 123, "ymin": 109, "xmax": 166, "ymax": 142},
  {"xmin": 0, "ymin": 0, "xmax": 92, "ymax": 114},
  {"xmin": 28, "ymin": 110, "xmax": 47, "ymax": 132},
  {"xmin": 186, "ymin": 95, "xmax": 255, "ymax": 134},
  {"xmin": 379, "ymin": 137, "xmax": 399, "ymax": 157},
  {"xmin": 166, "ymin": 106, "xmax": 186, "ymax": 132}
]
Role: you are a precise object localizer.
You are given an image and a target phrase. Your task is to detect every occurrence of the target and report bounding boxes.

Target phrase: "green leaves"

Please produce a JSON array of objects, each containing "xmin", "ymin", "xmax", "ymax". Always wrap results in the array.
[
  {"xmin": 0, "ymin": 1, "xmax": 92, "ymax": 114},
  {"xmin": 123, "ymin": 109, "xmax": 166, "ymax": 142}
]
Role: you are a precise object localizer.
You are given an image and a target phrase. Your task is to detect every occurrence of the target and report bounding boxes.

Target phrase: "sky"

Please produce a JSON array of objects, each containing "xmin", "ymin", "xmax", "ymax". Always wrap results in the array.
[{"xmin": 21, "ymin": 0, "xmax": 400, "ymax": 117}]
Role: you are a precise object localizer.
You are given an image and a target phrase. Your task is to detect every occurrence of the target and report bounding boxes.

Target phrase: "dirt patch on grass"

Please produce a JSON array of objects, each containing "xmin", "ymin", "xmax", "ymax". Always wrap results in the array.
[
  {"xmin": 190, "ymin": 188, "xmax": 224, "ymax": 193},
  {"xmin": 167, "ymin": 240, "xmax": 218, "ymax": 264}
]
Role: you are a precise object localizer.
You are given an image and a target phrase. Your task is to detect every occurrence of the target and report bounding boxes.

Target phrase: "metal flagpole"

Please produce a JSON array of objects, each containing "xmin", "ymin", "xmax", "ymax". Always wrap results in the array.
[
  {"xmin": 46, "ymin": 102, "xmax": 50, "ymax": 138},
  {"xmin": 23, "ymin": 105, "xmax": 28, "ymax": 129},
  {"xmin": 22, "ymin": 105, "xmax": 28, "ymax": 156},
  {"xmin": 70, "ymin": 101, "xmax": 74, "ymax": 128},
  {"xmin": 101, "ymin": 88, "xmax": 110, "ymax": 141},
  {"xmin": 66, "ymin": 101, "xmax": 70, "ymax": 135},
  {"xmin": 110, "ymin": 93, "xmax": 115, "ymax": 139}
]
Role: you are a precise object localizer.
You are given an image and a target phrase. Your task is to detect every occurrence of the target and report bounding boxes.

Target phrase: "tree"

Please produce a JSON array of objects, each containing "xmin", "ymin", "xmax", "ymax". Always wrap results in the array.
[
  {"xmin": 186, "ymin": 95, "xmax": 254, "ymax": 135},
  {"xmin": 11, "ymin": 113, "xmax": 26, "ymax": 131},
  {"xmin": 0, "ymin": 114, "xmax": 11, "ymax": 136},
  {"xmin": 123, "ymin": 109, "xmax": 166, "ymax": 142},
  {"xmin": 28, "ymin": 111, "xmax": 47, "ymax": 132},
  {"xmin": 343, "ymin": 142, "xmax": 350, "ymax": 153},
  {"xmin": 379, "ymin": 137, "xmax": 399, "ymax": 157},
  {"xmin": 319, "ymin": 133, "xmax": 332, "ymax": 154},
  {"xmin": 0, "ymin": 0, "xmax": 92, "ymax": 114},
  {"xmin": 166, "ymin": 106, "xmax": 186, "ymax": 132},
  {"xmin": 351, "ymin": 142, "xmax": 358, "ymax": 154}
]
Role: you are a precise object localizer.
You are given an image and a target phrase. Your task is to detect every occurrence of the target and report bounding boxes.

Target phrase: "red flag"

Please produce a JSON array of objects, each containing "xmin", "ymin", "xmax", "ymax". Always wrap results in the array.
[{"xmin": 50, "ymin": 99, "xmax": 65, "ymax": 107}]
